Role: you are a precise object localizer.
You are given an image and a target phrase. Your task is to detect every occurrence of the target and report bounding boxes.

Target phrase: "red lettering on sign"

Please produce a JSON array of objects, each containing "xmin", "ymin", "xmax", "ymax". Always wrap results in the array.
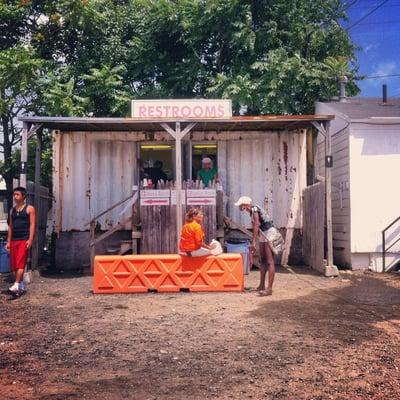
[
  {"xmin": 205, "ymin": 106, "xmax": 216, "ymax": 117},
  {"xmin": 143, "ymin": 199, "xmax": 169, "ymax": 205},
  {"xmin": 193, "ymin": 105, "xmax": 203, "ymax": 117},
  {"xmin": 181, "ymin": 105, "xmax": 191, "ymax": 117},
  {"xmin": 217, "ymin": 104, "xmax": 225, "ymax": 117},
  {"xmin": 172, "ymin": 106, "xmax": 179, "ymax": 117},
  {"xmin": 139, "ymin": 105, "xmax": 146, "ymax": 117},
  {"xmin": 155, "ymin": 105, "xmax": 163, "ymax": 117},
  {"xmin": 148, "ymin": 106, "xmax": 155, "ymax": 117}
]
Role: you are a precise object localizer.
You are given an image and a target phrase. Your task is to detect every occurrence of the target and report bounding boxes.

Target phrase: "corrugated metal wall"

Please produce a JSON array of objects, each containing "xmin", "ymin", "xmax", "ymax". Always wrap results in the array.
[
  {"xmin": 53, "ymin": 130, "xmax": 306, "ymax": 232},
  {"xmin": 219, "ymin": 131, "xmax": 306, "ymax": 229},
  {"xmin": 53, "ymin": 132, "xmax": 137, "ymax": 231}
]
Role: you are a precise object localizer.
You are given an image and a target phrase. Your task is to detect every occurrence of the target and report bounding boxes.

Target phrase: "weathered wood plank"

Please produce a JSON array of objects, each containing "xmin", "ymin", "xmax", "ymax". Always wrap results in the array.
[{"xmin": 302, "ymin": 182, "xmax": 325, "ymax": 273}]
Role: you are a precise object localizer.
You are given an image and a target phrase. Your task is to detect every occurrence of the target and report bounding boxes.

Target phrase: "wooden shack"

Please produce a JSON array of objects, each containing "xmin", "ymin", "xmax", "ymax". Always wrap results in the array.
[{"xmin": 19, "ymin": 109, "xmax": 336, "ymax": 274}]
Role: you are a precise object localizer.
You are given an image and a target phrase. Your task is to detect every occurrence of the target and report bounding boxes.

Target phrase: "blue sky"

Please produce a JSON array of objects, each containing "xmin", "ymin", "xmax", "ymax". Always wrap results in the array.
[{"xmin": 344, "ymin": 0, "xmax": 400, "ymax": 97}]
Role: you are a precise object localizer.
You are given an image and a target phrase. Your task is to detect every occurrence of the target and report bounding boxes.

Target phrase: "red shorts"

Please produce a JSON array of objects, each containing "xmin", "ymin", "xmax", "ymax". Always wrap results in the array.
[{"xmin": 10, "ymin": 240, "xmax": 29, "ymax": 271}]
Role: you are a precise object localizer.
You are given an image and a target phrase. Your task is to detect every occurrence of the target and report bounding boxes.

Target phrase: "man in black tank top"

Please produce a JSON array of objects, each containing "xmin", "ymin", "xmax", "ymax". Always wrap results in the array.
[
  {"xmin": 235, "ymin": 196, "xmax": 275, "ymax": 296},
  {"xmin": 6, "ymin": 187, "xmax": 36, "ymax": 296}
]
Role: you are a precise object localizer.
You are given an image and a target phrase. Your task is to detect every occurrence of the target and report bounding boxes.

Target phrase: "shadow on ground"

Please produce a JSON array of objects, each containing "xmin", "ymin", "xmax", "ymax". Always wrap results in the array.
[{"xmin": 250, "ymin": 273, "xmax": 400, "ymax": 346}]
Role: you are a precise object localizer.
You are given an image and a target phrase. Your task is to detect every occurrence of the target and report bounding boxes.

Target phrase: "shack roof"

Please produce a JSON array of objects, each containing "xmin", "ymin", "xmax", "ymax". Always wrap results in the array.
[
  {"xmin": 19, "ymin": 115, "xmax": 333, "ymax": 132},
  {"xmin": 316, "ymin": 97, "xmax": 400, "ymax": 119}
]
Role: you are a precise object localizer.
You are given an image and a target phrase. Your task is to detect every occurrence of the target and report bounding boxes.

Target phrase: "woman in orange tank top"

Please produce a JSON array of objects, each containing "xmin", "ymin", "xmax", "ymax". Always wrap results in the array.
[{"xmin": 179, "ymin": 208, "xmax": 217, "ymax": 257}]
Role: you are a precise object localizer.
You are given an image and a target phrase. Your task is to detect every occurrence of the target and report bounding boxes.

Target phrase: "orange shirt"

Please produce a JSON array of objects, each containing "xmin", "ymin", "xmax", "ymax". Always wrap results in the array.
[{"xmin": 179, "ymin": 220, "xmax": 205, "ymax": 252}]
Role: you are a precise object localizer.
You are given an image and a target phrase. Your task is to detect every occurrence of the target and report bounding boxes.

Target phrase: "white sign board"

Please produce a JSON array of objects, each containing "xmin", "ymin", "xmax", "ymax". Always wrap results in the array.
[
  {"xmin": 171, "ymin": 190, "xmax": 186, "ymax": 205},
  {"xmin": 186, "ymin": 189, "xmax": 216, "ymax": 198},
  {"xmin": 131, "ymin": 99, "xmax": 232, "ymax": 119},
  {"xmin": 140, "ymin": 190, "xmax": 170, "ymax": 198},
  {"xmin": 140, "ymin": 198, "xmax": 170, "ymax": 206},
  {"xmin": 187, "ymin": 197, "xmax": 216, "ymax": 206}
]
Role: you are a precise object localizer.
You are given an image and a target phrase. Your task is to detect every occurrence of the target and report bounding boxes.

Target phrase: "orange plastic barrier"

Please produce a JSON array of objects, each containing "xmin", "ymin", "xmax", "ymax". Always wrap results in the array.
[{"xmin": 93, "ymin": 253, "xmax": 244, "ymax": 294}]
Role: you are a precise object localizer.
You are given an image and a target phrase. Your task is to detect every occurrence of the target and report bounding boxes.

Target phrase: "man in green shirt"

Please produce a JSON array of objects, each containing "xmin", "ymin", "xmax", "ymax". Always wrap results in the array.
[{"xmin": 197, "ymin": 157, "xmax": 218, "ymax": 187}]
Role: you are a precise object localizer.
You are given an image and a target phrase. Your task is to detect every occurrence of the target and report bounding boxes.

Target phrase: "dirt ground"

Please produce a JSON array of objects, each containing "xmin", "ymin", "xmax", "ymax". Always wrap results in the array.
[{"xmin": 1, "ymin": 266, "xmax": 400, "ymax": 400}]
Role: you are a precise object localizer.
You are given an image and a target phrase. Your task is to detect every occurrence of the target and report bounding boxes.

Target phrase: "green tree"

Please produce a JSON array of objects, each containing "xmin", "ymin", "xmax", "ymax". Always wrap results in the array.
[
  {"xmin": 1, "ymin": 0, "xmax": 360, "ymax": 204},
  {"xmin": 0, "ymin": 45, "xmax": 46, "ymax": 206}
]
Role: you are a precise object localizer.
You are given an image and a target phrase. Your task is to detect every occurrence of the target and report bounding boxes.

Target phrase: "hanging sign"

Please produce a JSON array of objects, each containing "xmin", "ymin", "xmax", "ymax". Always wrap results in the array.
[
  {"xmin": 141, "ymin": 198, "xmax": 170, "ymax": 206},
  {"xmin": 187, "ymin": 197, "xmax": 216, "ymax": 206},
  {"xmin": 140, "ymin": 190, "xmax": 170, "ymax": 206},
  {"xmin": 186, "ymin": 189, "xmax": 216, "ymax": 198},
  {"xmin": 141, "ymin": 190, "xmax": 170, "ymax": 198},
  {"xmin": 131, "ymin": 99, "xmax": 232, "ymax": 119}
]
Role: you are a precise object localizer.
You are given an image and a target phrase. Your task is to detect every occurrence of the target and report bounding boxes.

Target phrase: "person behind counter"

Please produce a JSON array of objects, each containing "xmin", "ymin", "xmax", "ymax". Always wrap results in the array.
[
  {"xmin": 148, "ymin": 160, "xmax": 168, "ymax": 188},
  {"xmin": 179, "ymin": 208, "xmax": 220, "ymax": 257},
  {"xmin": 197, "ymin": 157, "xmax": 218, "ymax": 187}
]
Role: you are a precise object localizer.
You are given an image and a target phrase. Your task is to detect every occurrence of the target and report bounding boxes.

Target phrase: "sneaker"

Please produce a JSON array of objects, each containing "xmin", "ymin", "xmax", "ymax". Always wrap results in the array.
[
  {"xmin": 8, "ymin": 282, "xmax": 19, "ymax": 295},
  {"xmin": 18, "ymin": 282, "xmax": 27, "ymax": 295}
]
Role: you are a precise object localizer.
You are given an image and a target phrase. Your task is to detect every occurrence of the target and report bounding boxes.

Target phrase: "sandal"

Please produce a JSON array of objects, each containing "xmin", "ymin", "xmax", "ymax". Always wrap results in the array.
[{"xmin": 257, "ymin": 289, "xmax": 272, "ymax": 296}]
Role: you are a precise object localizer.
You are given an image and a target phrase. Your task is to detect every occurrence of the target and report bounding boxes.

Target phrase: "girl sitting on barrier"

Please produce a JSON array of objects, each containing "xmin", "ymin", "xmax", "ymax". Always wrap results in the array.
[{"xmin": 179, "ymin": 208, "xmax": 222, "ymax": 257}]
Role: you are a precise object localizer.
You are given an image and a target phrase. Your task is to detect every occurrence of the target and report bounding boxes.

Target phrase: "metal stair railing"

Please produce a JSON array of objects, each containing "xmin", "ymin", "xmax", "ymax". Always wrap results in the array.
[
  {"xmin": 382, "ymin": 216, "xmax": 400, "ymax": 273},
  {"xmin": 87, "ymin": 187, "xmax": 139, "ymax": 272}
]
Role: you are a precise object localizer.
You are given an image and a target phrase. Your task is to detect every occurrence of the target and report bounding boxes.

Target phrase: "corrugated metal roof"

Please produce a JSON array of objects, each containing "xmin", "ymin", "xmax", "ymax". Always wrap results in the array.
[
  {"xmin": 19, "ymin": 115, "xmax": 333, "ymax": 132},
  {"xmin": 318, "ymin": 97, "xmax": 400, "ymax": 119}
]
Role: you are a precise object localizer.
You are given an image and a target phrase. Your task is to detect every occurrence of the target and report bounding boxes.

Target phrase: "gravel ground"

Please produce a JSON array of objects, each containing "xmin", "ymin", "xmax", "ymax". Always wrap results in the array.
[{"xmin": 1, "ymin": 266, "xmax": 400, "ymax": 400}]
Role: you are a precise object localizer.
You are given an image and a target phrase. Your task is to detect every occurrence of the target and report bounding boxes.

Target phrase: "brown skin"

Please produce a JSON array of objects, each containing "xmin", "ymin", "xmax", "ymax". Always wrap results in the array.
[
  {"xmin": 239, "ymin": 203, "xmax": 275, "ymax": 295},
  {"xmin": 6, "ymin": 191, "xmax": 36, "ymax": 284},
  {"xmin": 193, "ymin": 212, "xmax": 217, "ymax": 250}
]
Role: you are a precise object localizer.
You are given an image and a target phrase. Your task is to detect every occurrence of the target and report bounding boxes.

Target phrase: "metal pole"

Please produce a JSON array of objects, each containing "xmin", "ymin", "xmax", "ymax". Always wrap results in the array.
[
  {"xmin": 20, "ymin": 122, "xmax": 28, "ymax": 187},
  {"xmin": 325, "ymin": 121, "xmax": 338, "ymax": 276},
  {"xmin": 175, "ymin": 122, "xmax": 183, "ymax": 251},
  {"xmin": 382, "ymin": 231, "xmax": 386, "ymax": 273}
]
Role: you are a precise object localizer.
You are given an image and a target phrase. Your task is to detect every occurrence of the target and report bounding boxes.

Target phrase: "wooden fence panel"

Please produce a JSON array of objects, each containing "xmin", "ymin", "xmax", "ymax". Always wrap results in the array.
[
  {"xmin": 140, "ymin": 181, "xmax": 220, "ymax": 254},
  {"xmin": 302, "ymin": 182, "xmax": 325, "ymax": 273},
  {"xmin": 26, "ymin": 182, "xmax": 50, "ymax": 269}
]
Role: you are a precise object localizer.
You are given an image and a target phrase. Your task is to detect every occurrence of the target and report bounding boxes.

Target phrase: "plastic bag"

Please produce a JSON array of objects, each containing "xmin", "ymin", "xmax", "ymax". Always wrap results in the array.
[
  {"xmin": 210, "ymin": 239, "xmax": 223, "ymax": 255},
  {"xmin": 262, "ymin": 227, "xmax": 285, "ymax": 255}
]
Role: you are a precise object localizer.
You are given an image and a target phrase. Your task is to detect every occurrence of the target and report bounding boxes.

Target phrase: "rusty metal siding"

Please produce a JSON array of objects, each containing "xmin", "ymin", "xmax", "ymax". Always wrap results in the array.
[
  {"xmin": 54, "ymin": 129, "xmax": 306, "ymax": 232},
  {"xmin": 55, "ymin": 132, "xmax": 137, "ymax": 231},
  {"xmin": 220, "ymin": 131, "xmax": 306, "ymax": 230}
]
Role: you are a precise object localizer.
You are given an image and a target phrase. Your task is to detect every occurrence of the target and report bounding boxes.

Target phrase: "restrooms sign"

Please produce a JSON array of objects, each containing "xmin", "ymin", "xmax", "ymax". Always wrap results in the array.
[{"xmin": 131, "ymin": 99, "xmax": 232, "ymax": 119}]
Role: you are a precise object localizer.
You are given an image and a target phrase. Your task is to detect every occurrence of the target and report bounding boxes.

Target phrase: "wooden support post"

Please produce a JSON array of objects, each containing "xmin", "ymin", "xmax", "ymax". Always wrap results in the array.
[
  {"xmin": 32, "ymin": 129, "xmax": 42, "ymax": 270},
  {"xmin": 90, "ymin": 221, "xmax": 96, "ymax": 273},
  {"xmin": 20, "ymin": 122, "xmax": 29, "ymax": 187},
  {"xmin": 175, "ymin": 122, "xmax": 183, "ymax": 250},
  {"xmin": 160, "ymin": 122, "xmax": 196, "ymax": 251},
  {"xmin": 311, "ymin": 121, "xmax": 338, "ymax": 277}
]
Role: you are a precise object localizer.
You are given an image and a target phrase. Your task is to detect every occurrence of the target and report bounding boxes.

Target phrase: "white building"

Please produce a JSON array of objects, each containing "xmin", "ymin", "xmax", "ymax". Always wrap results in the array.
[{"xmin": 315, "ymin": 98, "xmax": 400, "ymax": 272}]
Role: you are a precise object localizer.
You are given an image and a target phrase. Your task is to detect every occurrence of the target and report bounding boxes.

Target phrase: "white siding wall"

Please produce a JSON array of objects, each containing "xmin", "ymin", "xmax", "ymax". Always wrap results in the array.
[
  {"xmin": 350, "ymin": 123, "xmax": 400, "ymax": 265},
  {"xmin": 315, "ymin": 103, "xmax": 351, "ymax": 266}
]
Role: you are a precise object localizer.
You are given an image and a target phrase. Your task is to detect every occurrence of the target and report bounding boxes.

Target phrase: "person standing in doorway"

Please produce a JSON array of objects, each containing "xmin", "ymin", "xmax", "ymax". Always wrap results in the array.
[
  {"xmin": 235, "ymin": 196, "xmax": 275, "ymax": 296},
  {"xmin": 197, "ymin": 157, "xmax": 218, "ymax": 187},
  {"xmin": 6, "ymin": 187, "xmax": 36, "ymax": 296}
]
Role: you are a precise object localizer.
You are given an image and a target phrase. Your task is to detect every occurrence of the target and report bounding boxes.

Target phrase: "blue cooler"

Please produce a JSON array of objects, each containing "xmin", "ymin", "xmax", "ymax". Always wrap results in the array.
[
  {"xmin": 0, "ymin": 241, "xmax": 10, "ymax": 273},
  {"xmin": 226, "ymin": 241, "xmax": 250, "ymax": 274}
]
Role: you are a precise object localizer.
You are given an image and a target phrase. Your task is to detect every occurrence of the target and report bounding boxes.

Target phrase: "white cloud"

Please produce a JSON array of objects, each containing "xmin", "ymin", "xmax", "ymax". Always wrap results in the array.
[
  {"xmin": 364, "ymin": 43, "xmax": 378, "ymax": 54},
  {"xmin": 366, "ymin": 62, "xmax": 398, "ymax": 87}
]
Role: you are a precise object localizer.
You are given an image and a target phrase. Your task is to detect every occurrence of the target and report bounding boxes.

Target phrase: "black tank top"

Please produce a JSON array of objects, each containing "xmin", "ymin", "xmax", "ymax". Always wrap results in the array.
[
  {"xmin": 250, "ymin": 205, "xmax": 273, "ymax": 232},
  {"xmin": 11, "ymin": 205, "xmax": 30, "ymax": 240}
]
